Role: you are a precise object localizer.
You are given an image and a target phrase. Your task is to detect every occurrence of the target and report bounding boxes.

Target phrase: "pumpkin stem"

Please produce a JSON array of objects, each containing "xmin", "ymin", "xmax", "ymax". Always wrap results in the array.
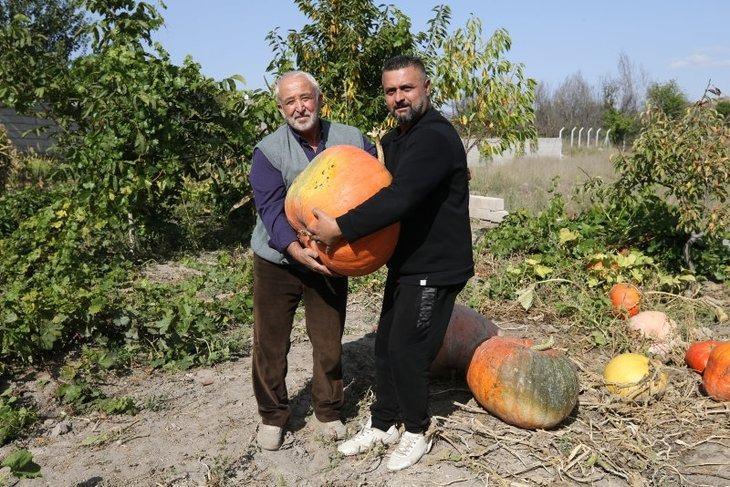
[
  {"xmin": 367, "ymin": 126, "xmax": 387, "ymax": 164},
  {"xmin": 531, "ymin": 336, "xmax": 555, "ymax": 351}
]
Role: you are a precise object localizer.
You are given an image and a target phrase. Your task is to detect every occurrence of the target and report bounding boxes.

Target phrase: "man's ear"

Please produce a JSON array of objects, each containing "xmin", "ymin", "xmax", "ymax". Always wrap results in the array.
[{"xmin": 424, "ymin": 77, "xmax": 432, "ymax": 95}]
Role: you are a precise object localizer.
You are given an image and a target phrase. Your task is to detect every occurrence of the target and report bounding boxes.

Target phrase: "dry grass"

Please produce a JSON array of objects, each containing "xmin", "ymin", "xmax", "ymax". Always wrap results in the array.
[
  {"xmin": 469, "ymin": 148, "xmax": 618, "ymax": 215},
  {"xmin": 434, "ymin": 379, "xmax": 730, "ymax": 486},
  {"xmin": 429, "ymin": 302, "xmax": 730, "ymax": 486},
  {"xmin": 432, "ymin": 236, "xmax": 730, "ymax": 485}
]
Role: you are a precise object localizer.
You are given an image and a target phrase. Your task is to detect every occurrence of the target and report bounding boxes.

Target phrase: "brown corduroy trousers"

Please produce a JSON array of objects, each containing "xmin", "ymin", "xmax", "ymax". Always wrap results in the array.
[{"xmin": 252, "ymin": 254, "xmax": 348, "ymax": 427}]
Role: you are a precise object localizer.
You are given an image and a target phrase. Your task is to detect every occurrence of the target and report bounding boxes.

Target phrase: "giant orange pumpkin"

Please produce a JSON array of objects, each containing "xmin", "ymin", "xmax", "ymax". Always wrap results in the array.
[
  {"xmin": 702, "ymin": 342, "xmax": 730, "ymax": 402},
  {"xmin": 284, "ymin": 145, "xmax": 399, "ymax": 276},
  {"xmin": 609, "ymin": 283, "xmax": 641, "ymax": 317},
  {"xmin": 466, "ymin": 337, "xmax": 579, "ymax": 430},
  {"xmin": 430, "ymin": 305, "xmax": 499, "ymax": 376},
  {"xmin": 685, "ymin": 340, "xmax": 723, "ymax": 374}
]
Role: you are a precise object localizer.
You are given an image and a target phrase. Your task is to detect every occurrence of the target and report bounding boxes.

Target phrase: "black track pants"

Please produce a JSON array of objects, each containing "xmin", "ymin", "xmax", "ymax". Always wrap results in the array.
[{"xmin": 370, "ymin": 271, "xmax": 465, "ymax": 433}]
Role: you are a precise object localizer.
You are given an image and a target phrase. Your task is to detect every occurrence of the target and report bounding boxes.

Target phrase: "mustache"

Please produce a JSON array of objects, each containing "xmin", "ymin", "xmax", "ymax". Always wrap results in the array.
[{"xmin": 394, "ymin": 102, "xmax": 411, "ymax": 109}]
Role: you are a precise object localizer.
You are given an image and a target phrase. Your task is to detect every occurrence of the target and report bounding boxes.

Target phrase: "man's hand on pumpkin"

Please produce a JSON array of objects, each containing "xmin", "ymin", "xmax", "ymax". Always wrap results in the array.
[
  {"xmin": 286, "ymin": 241, "xmax": 333, "ymax": 276},
  {"xmin": 307, "ymin": 208, "xmax": 343, "ymax": 247}
]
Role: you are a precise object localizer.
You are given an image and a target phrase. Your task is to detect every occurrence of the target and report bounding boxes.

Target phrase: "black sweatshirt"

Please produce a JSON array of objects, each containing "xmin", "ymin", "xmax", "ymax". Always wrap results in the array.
[{"xmin": 337, "ymin": 107, "xmax": 474, "ymax": 286}]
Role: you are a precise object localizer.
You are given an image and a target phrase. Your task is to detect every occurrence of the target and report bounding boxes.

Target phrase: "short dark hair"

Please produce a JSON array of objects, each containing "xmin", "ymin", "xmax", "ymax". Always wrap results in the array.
[{"xmin": 382, "ymin": 55, "xmax": 427, "ymax": 76}]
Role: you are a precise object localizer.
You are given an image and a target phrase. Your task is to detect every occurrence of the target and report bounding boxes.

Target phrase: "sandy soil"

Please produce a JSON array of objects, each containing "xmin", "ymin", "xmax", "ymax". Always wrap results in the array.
[{"xmin": 2, "ymin": 294, "xmax": 728, "ymax": 486}]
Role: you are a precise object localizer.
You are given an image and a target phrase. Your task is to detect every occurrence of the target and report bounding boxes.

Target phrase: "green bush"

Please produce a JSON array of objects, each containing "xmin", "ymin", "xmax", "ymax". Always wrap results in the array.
[
  {"xmin": 0, "ymin": 389, "xmax": 36, "ymax": 445},
  {"xmin": 0, "ymin": 2, "xmax": 267, "ymax": 366}
]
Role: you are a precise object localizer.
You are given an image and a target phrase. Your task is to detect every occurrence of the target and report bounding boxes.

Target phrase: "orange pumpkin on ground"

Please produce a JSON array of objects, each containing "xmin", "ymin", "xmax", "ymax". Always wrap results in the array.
[
  {"xmin": 430, "ymin": 305, "xmax": 499, "ymax": 376},
  {"xmin": 284, "ymin": 145, "xmax": 399, "ymax": 276},
  {"xmin": 609, "ymin": 283, "xmax": 641, "ymax": 317},
  {"xmin": 466, "ymin": 337, "xmax": 579, "ymax": 430},
  {"xmin": 685, "ymin": 340, "xmax": 723, "ymax": 374},
  {"xmin": 702, "ymin": 342, "xmax": 730, "ymax": 402}
]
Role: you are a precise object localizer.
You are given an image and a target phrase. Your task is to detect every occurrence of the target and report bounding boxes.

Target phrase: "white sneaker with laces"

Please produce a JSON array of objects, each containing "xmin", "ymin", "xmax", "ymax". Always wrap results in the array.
[
  {"xmin": 386, "ymin": 431, "xmax": 433, "ymax": 471},
  {"xmin": 337, "ymin": 418, "xmax": 400, "ymax": 456}
]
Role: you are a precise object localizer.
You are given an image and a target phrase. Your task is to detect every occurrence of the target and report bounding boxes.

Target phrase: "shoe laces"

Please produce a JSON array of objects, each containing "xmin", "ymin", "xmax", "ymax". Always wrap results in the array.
[
  {"xmin": 394, "ymin": 433, "xmax": 420, "ymax": 456},
  {"xmin": 353, "ymin": 424, "xmax": 378, "ymax": 442}
]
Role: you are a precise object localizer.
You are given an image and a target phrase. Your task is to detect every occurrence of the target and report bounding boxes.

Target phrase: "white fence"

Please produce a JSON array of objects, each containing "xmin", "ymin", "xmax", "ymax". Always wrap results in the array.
[{"xmin": 465, "ymin": 137, "xmax": 563, "ymax": 167}]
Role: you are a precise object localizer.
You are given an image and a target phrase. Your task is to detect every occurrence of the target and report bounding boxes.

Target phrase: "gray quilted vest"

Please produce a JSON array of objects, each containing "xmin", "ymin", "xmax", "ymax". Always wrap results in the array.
[{"xmin": 250, "ymin": 120, "xmax": 364, "ymax": 265}]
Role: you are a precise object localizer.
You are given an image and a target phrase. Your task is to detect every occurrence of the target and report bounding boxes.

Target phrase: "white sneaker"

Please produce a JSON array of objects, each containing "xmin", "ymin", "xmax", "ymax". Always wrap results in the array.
[
  {"xmin": 337, "ymin": 418, "xmax": 400, "ymax": 456},
  {"xmin": 314, "ymin": 418, "xmax": 347, "ymax": 440},
  {"xmin": 257, "ymin": 424, "xmax": 284, "ymax": 451},
  {"xmin": 386, "ymin": 431, "xmax": 433, "ymax": 471}
]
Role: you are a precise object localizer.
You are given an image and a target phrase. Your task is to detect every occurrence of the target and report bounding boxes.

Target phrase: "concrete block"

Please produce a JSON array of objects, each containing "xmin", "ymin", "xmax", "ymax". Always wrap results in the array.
[
  {"xmin": 470, "ymin": 208, "xmax": 509, "ymax": 223},
  {"xmin": 469, "ymin": 195, "xmax": 504, "ymax": 212},
  {"xmin": 485, "ymin": 210, "xmax": 509, "ymax": 223}
]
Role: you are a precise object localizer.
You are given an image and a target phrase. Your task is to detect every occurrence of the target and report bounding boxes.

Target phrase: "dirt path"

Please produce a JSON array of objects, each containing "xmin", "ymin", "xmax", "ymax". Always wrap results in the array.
[
  {"xmin": 2, "ymin": 304, "xmax": 482, "ymax": 486},
  {"xmin": 3, "ymin": 301, "xmax": 729, "ymax": 486}
]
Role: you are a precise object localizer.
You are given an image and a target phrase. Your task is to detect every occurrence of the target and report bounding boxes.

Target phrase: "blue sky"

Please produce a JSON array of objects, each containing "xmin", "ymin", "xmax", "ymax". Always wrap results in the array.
[{"xmin": 153, "ymin": 1, "xmax": 729, "ymax": 100}]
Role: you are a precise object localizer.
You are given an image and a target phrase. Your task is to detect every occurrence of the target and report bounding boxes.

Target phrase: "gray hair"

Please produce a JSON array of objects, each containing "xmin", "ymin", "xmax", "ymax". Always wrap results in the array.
[{"xmin": 273, "ymin": 71, "xmax": 321, "ymax": 103}]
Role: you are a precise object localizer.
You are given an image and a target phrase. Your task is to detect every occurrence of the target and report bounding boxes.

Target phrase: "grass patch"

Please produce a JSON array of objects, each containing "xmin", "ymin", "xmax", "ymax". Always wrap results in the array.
[{"xmin": 469, "ymin": 149, "xmax": 618, "ymax": 214}]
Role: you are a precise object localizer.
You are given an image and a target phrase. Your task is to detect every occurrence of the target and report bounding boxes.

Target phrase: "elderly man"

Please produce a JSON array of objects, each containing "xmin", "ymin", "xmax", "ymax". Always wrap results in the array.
[
  {"xmin": 249, "ymin": 71, "xmax": 376, "ymax": 450},
  {"xmin": 308, "ymin": 56, "xmax": 474, "ymax": 470}
]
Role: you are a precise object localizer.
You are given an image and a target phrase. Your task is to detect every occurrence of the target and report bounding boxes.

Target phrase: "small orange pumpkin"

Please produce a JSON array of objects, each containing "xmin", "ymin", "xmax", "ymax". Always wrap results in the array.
[
  {"xmin": 466, "ymin": 337, "xmax": 579, "ymax": 430},
  {"xmin": 702, "ymin": 342, "xmax": 730, "ymax": 402},
  {"xmin": 284, "ymin": 145, "xmax": 399, "ymax": 276},
  {"xmin": 430, "ymin": 305, "xmax": 499, "ymax": 375},
  {"xmin": 609, "ymin": 283, "xmax": 641, "ymax": 318},
  {"xmin": 685, "ymin": 340, "xmax": 723, "ymax": 374}
]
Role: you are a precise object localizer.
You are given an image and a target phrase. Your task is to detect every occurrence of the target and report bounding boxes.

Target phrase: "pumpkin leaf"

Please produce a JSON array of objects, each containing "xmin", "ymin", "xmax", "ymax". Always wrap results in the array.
[
  {"xmin": 630, "ymin": 268, "xmax": 644, "ymax": 282},
  {"xmin": 1, "ymin": 449, "xmax": 42, "ymax": 478},
  {"xmin": 591, "ymin": 330, "xmax": 607, "ymax": 347},
  {"xmin": 533, "ymin": 264, "xmax": 553, "ymax": 278},
  {"xmin": 516, "ymin": 285, "xmax": 535, "ymax": 311},
  {"xmin": 558, "ymin": 228, "xmax": 579, "ymax": 244}
]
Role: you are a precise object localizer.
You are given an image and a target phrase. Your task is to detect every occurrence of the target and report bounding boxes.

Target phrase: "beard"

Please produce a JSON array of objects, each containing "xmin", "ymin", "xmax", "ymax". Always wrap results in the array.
[
  {"xmin": 285, "ymin": 109, "xmax": 320, "ymax": 132},
  {"xmin": 390, "ymin": 97, "xmax": 428, "ymax": 124}
]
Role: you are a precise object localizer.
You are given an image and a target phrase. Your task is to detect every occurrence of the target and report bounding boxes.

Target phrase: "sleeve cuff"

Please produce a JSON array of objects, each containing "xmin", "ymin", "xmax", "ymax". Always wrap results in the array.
[
  {"xmin": 336, "ymin": 214, "xmax": 360, "ymax": 242},
  {"xmin": 271, "ymin": 231, "xmax": 298, "ymax": 254}
]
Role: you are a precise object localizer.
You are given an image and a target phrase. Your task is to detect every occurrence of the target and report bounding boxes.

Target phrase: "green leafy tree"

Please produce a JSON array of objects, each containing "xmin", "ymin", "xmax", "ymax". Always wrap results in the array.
[
  {"xmin": 716, "ymin": 98, "xmax": 730, "ymax": 125},
  {"xmin": 612, "ymin": 91, "xmax": 729, "ymax": 270},
  {"xmin": 0, "ymin": 0, "xmax": 88, "ymax": 60},
  {"xmin": 646, "ymin": 79, "xmax": 687, "ymax": 119},
  {"xmin": 268, "ymin": 1, "xmax": 537, "ymax": 157},
  {"xmin": 0, "ymin": 0, "xmax": 266, "ymax": 362},
  {"xmin": 2, "ymin": 0, "xmax": 263, "ymax": 238},
  {"xmin": 424, "ymin": 9, "xmax": 537, "ymax": 157},
  {"xmin": 0, "ymin": 0, "xmax": 88, "ymax": 114},
  {"xmin": 603, "ymin": 107, "xmax": 638, "ymax": 146},
  {"xmin": 267, "ymin": 0, "xmax": 415, "ymax": 130},
  {"xmin": 0, "ymin": 123, "xmax": 12, "ymax": 190}
]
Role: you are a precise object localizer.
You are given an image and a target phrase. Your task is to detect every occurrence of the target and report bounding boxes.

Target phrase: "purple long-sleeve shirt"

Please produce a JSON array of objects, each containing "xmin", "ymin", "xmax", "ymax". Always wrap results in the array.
[{"xmin": 249, "ymin": 122, "xmax": 377, "ymax": 254}]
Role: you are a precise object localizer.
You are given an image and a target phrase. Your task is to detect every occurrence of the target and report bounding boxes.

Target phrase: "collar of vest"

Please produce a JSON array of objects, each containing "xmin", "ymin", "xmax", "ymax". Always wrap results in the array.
[{"xmin": 288, "ymin": 119, "xmax": 330, "ymax": 146}]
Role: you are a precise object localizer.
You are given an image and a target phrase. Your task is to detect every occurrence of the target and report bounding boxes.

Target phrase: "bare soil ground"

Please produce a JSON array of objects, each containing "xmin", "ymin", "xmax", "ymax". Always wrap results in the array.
[{"xmin": 2, "ymin": 280, "xmax": 729, "ymax": 486}]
